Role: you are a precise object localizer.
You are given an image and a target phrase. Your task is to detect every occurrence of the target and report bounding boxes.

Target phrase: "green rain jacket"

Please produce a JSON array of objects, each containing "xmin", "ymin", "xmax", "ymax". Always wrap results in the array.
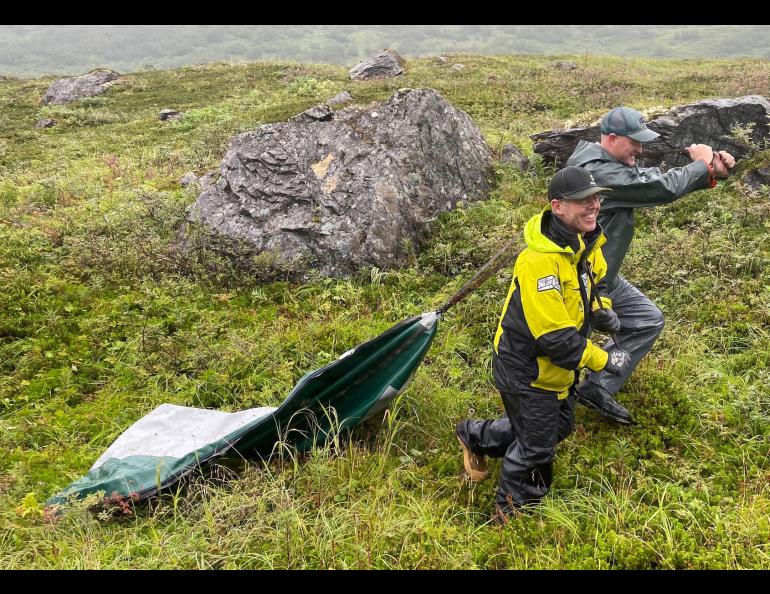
[
  {"xmin": 567, "ymin": 140, "xmax": 713, "ymax": 289},
  {"xmin": 493, "ymin": 206, "xmax": 611, "ymax": 399}
]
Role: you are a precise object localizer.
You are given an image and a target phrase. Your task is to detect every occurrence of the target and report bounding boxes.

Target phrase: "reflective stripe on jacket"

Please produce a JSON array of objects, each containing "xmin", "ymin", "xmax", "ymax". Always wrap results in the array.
[{"xmin": 493, "ymin": 206, "xmax": 610, "ymax": 399}]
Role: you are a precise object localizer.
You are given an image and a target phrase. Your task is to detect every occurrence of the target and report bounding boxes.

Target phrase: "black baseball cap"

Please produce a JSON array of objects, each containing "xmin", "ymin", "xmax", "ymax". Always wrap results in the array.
[
  {"xmin": 547, "ymin": 166, "xmax": 612, "ymax": 200},
  {"xmin": 600, "ymin": 106, "xmax": 659, "ymax": 142}
]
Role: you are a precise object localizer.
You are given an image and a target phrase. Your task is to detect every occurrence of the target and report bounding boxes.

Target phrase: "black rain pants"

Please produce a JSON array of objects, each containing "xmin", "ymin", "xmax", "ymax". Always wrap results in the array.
[{"xmin": 458, "ymin": 384, "xmax": 575, "ymax": 513}]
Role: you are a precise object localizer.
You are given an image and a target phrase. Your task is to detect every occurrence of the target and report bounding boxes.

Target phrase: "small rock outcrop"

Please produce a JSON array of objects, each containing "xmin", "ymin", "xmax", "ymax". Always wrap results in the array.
[
  {"xmin": 530, "ymin": 127, "xmax": 600, "ymax": 169},
  {"xmin": 179, "ymin": 173, "xmax": 199, "ymax": 187},
  {"xmin": 531, "ymin": 96, "xmax": 770, "ymax": 169},
  {"xmin": 160, "ymin": 109, "xmax": 183, "ymax": 121},
  {"xmin": 501, "ymin": 144, "xmax": 530, "ymax": 171},
  {"xmin": 185, "ymin": 88, "xmax": 492, "ymax": 279},
  {"xmin": 327, "ymin": 91, "xmax": 353, "ymax": 106},
  {"xmin": 36, "ymin": 118, "xmax": 57, "ymax": 129},
  {"xmin": 40, "ymin": 69, "xmax": 120, "ymax": 105},
  {"xmin": 349, "ymin": 49, "xmax": 405, "ymax": 81},
  {"xmin": 552, "ymin": 61, "xmax": 578, "ymax": 71},
  {"xmin": 297, "ymin": 104, "xmax": 333, "ymax": 122},
  {"xmin": 744, "ymin": 166, "xmax": 770, "ymax": 190}
]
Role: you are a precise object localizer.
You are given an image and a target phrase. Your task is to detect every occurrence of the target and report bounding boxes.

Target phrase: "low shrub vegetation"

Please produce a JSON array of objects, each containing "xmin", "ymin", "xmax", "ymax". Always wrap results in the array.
[{"xmin": 1, "ymin": 54, "xmax": 768, "ymax": 568}]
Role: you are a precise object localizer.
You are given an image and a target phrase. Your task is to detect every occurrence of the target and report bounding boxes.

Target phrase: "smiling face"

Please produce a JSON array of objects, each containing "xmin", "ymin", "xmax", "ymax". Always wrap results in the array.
[
  {"xmin": 551, "ymin": 194, "xmax": 602, "ymax": 234},
  {"xmin": 601, "ymin": 133, "xmax": 643, "ymax": 167}
]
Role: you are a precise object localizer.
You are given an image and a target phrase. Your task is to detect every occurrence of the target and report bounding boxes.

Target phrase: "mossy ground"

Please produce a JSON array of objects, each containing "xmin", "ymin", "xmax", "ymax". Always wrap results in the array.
[{"xmin": 1, "ymin": 54, "xmax": 769, "ymax": 568}]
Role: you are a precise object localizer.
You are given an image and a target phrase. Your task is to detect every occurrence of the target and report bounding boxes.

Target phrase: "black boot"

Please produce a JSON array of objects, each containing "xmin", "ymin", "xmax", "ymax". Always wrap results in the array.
[{"xmin": 576, "ymin": 386, "xmax": 634, "ymax": 425}]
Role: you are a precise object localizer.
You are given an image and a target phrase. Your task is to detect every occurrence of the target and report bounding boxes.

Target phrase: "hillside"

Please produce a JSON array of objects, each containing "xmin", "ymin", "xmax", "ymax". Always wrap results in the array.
[
  {"xmin": 1, "ymin": 54, "xmax": 769, "ymax": 568},
  {"xmin": 2, "ymin": 25, "xmax": 770, "ymax": 76}
]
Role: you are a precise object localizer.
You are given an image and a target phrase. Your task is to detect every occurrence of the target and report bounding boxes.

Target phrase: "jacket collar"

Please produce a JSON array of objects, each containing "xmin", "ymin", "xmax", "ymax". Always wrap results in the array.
[
  {"xmin": 524, "ymin": 205, "xmax": 605, "ymax": 260},
  {"xmin": 568, "ymin": 140, "xmax": 635, "ymax": 170}
]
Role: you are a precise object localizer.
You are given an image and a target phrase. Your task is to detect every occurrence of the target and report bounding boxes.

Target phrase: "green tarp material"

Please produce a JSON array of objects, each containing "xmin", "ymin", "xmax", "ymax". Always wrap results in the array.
[{"xmin": 49, "ymin": 312, "xmax": 439, "ymax": 505}]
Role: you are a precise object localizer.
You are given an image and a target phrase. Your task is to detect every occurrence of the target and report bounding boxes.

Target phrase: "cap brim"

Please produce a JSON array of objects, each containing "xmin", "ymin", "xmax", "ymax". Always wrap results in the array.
[
  {"xmin": 627, "ymin": 128, "xmax": 659, "ymax": 142},
  {"xmin": 563, "ymin": 186, "xmax": 612, "ymax": 200}
]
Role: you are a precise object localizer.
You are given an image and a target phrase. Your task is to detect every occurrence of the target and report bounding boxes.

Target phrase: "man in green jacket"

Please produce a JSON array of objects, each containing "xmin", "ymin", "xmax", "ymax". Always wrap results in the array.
[
  {"xmin": 456, "ymin": 166, "xmax": 631, "ymax": 518},
  {"xmin": 566, "ymin": 106, "xmax": 735, "ymax": 424}
]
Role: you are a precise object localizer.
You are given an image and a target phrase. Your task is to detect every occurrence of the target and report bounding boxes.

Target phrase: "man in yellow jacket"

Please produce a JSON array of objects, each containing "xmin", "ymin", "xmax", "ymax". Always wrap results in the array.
[{"xmin": 457, "ymin": 166, "xmax": 631, "ymax": 518}]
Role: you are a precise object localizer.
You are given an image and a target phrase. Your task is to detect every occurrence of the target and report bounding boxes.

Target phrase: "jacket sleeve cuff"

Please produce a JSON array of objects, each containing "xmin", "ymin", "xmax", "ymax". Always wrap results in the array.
[
  {"xmin": 580, "ymin": 342, "xmax": 609, "ymax": 372},
  {"xmin": 591, "ymin": 296, "xmax": 613, "ymax": 311},
  {"xmin": 696, "ymin": 157, "xmax": 718, "ymax": 187}
]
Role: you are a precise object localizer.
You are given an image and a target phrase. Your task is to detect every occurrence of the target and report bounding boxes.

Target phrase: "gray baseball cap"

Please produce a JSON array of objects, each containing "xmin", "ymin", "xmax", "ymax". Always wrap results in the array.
[{"xmin": 600, "ymin": 106, "xmax": 659, "ymax": 142}]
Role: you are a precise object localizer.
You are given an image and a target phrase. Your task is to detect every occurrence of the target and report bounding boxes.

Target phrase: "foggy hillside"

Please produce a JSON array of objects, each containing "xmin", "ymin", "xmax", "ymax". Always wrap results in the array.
[{"xmin": 1, "ymin": 25, "xmax": 769, "ymax": 76}]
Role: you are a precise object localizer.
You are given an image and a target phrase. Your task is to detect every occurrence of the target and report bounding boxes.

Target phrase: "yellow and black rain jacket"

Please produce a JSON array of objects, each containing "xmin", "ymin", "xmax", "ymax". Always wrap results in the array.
[{"xmin": 493, "ymin": 206, "xmax": 611, "ymax": 399}]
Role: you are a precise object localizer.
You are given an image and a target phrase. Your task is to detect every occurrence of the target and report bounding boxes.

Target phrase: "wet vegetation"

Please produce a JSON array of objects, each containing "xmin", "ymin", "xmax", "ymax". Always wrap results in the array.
[{"xmin": 1, "ymin": 53, "xmax": 769, "ymax": 568}]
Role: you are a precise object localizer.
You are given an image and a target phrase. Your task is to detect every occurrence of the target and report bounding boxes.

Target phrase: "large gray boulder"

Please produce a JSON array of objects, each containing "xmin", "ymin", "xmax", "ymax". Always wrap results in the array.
[
  {"xmin": 531, "ymin": 96, "xmax": 770, "ymax": 169},
  {"xmin": 349, "ymin": 49, "xmax": 405, "ymax": 81},
  {"xmin": 185, "ymin": 88, "xmax": 492, "ymax": 279},
  {"xmin": 41, "ymin": 69, "xmax": 121, "ymax": 105}
]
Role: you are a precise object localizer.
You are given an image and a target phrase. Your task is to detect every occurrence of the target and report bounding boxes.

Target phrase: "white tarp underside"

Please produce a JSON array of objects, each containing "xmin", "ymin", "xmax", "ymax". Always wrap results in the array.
[{"xmin": 92, "ymin": 403, "xmax": 277, "ymax": 468}]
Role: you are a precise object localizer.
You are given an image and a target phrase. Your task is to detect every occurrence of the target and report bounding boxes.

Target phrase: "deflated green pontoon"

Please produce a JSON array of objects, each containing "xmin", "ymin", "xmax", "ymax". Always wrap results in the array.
[{"xmin": 49, "ymin": 312, "xmax": 439, "ymax": 504}]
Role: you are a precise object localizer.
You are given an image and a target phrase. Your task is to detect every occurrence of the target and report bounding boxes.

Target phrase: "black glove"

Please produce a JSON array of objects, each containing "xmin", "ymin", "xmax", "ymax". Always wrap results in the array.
[
  {"xmin": 591, "ymin": 308, "xmax": 621, "ymax": 333},
  {"xmin": 604, "ymin": 349, "xmax": 631, "ymax": 376}
]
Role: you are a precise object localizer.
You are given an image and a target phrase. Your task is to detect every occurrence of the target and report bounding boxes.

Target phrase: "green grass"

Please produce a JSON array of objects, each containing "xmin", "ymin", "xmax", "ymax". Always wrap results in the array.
[{"xmin": 1, "ymin": 54, "xmax": 769, "ymax": 568}]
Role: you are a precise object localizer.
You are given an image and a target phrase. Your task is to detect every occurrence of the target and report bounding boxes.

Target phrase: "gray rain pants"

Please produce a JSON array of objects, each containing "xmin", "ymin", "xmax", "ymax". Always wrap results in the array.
[{"xmin": 577, "ymin": 275, "xmax": 665, "ymax": 402}]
